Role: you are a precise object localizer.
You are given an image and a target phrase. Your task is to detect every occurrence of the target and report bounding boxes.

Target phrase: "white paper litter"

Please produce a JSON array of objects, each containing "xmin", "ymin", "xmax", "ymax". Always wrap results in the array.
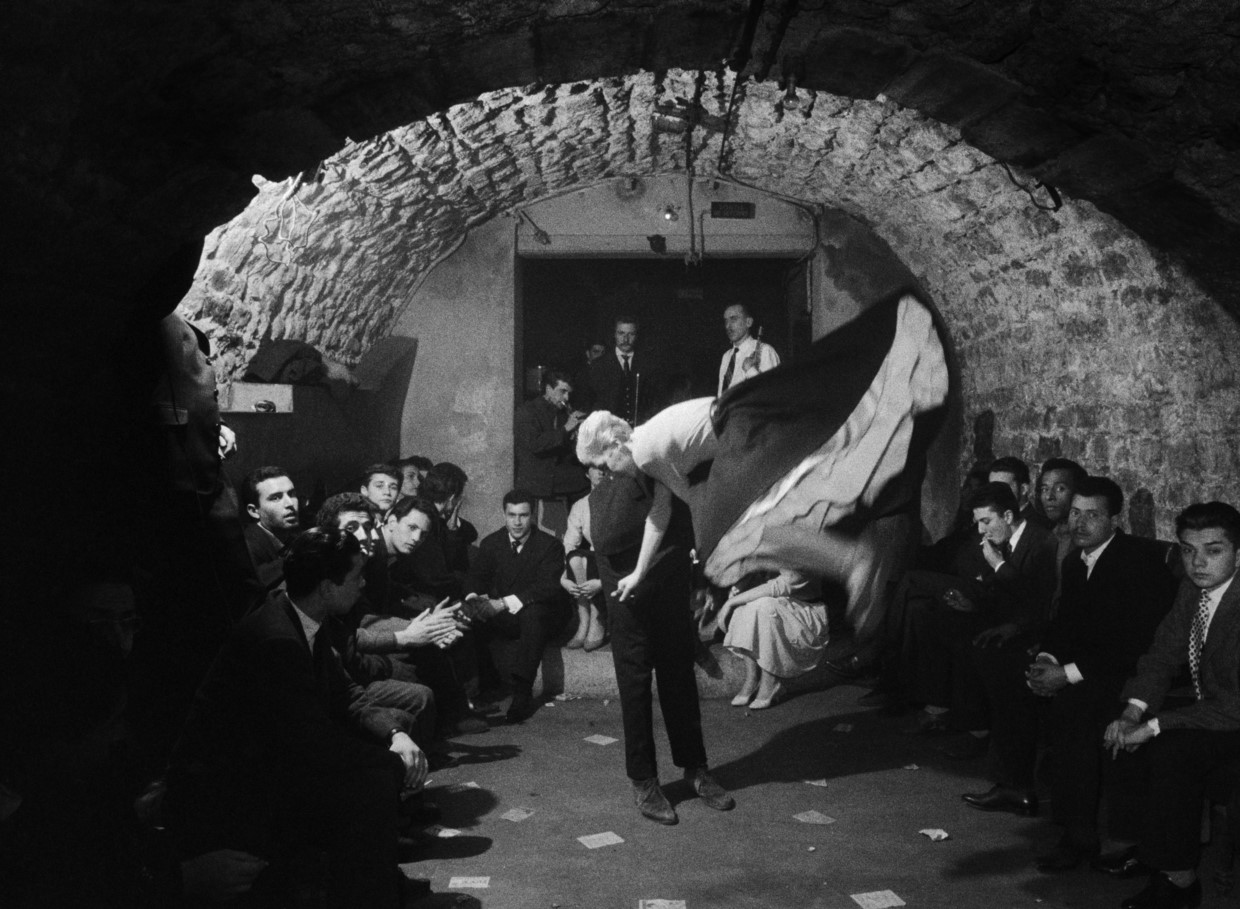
[
  {"xmin": 793, "ymin": 810, "xmax": 835, "ymax": 825},
  {"xmin": 850, "ymin": 890, "xmax": 905, "ymax": 909},
  {"xmin": 578, "ymin": 831, "xmax": 624, "ymax": 849},
  {"xmin": 919, "ymin": 828, "xmax": 950, "ymax": 842},
  {"xmin": 583, "ymin": 734, "xmax": 619, "ymax": 746},
  {"xmin": 833, "ymin": 723, "xmax": 854, "ymax": 733},
  {"xmin": 638, "ymin": 901, "xmax": 687, "ymax": 909},
  {"xmin": 501, "ymin": 807, "xmax": 535, "ymax": 822},
  {"xmin": 424, "ymin": 825, "xmax": 462, "ymax": 838},
  {"xmin": 447, "ymin": 876, "xmax": 490, "ymax": 889},
  {"xmin": 803, "ymin": 778, "xmax": 829, "ymax": 787}
]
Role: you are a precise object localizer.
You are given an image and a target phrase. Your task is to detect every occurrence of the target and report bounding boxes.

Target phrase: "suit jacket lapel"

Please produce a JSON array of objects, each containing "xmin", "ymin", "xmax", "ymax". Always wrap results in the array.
[{"xmin": 1202, "ymin": 577, "xmax": 1240, "ymax": 670}]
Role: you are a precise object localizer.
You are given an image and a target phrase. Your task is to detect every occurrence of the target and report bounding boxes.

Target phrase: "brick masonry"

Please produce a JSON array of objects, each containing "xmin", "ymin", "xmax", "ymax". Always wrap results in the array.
[{"xmin": 181, "ymin": 69, "xmax": 1240, "ymax": 538}]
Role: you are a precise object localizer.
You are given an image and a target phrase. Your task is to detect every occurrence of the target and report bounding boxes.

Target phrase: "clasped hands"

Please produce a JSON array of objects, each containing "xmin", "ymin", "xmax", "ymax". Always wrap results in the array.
[
  {"xmin": 388, "ymin": 731, "xmax": 428, "ymax": 790},
  {"xmin": 1025, "ymin": 655, "xmax": 1070, "ymax": 697},
  {"xmin": 1103, "ymin": 708, "xmax": 1156, "ymax": 758},
  {"xmin": 395, "ymin": 598, "xmax": 465, "ymax": 649},
  {"xmin": 561, "ymin": 576, "xmax": 602, "ymax": 600}
]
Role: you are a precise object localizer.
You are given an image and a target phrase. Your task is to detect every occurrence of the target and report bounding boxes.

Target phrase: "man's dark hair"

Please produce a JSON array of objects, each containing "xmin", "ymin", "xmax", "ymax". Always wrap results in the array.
[
  {"xmin": 1075, "ymin": 475, "xmax": 1124, "ymax": 516},
  {"xmin": 242, "ymin": 465, "xmax": 290, "ymax": 509},
  {"xmin": 614, "ymin": 314, "xmax": 639, "ymax": 329},
  {"xmin": 968, "ymin": 481, "xmax": 1019, "ymax": 518},
  {"xmin": 392, "ymin": 455, "xmax": 433, "ymax": 473},
  {"xmin": 725, "ymin": 302, "xmax": 752, "ymax": 319},
  {"xmin": 503, "ymin": 488, "xmax": 535, "ymax": 510},
  {"xmin": 388, "ymin": 495, "xmax": 437, "ymax": 525},
  {"xmin": 316, "ymin": 492, "xmax": 371, "ymax": 529},
  {"xmin": 988, "ymin": 456, "xmax": 1030, "ymax": 486},
  {"xmin": 1040, "ymin": 457, "xmax": 1087, "ymax": 486},
  {"xmin": 433, "ymin": 462, "xmax": 469, "ymax": 493},
  {"xmin": 1176, "ymin": 502, "xmax": 1240, "ymax": 548},
  {"xmin": 360, "ymin": 463, "xmax": 400, "ymax": 486},
  {"xmin": 542, "ymin": 369, "xmax": 572, "ymax": 391},
  {"xmin": 283, "ymin": 527, "xmax": 361, "ymax": 598},
  {"xmin": 420, "ymin": 469, "xmax": 456, "ymax": 505}
]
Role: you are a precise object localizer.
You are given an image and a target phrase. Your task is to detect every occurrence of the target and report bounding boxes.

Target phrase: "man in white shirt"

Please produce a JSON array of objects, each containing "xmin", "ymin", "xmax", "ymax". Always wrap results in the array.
[
  {"xmin": 718, "ymin": 304, "xmax": 780, "ymax": 396},
  {"xmin": 1100, "ymin": 502, "xmax": 1240, "ymax": 909}
]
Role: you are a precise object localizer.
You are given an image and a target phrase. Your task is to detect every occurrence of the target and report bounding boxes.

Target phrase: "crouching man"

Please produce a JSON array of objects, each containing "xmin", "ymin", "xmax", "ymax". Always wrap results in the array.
[{"xmin": 165, "ymin": 527, "xmax": 429, "ymax": 908}]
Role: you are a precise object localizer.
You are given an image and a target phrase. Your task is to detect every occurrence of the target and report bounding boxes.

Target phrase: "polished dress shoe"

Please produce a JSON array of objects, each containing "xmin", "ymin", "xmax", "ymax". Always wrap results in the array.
[
  {"xmin": 684, "ymin": 767, "xmax": 735, "ymax": 811},
  {"xmin": 506, "ymin": 689, "xmax": 535, "ymax": 723},
  {"xmin": 1035, "ymin": 838, "xmax": 1099, "ymax": 872},
  {"xmin": 1092, "ymin": 845, "xmax": 1151, "ymax": 878},
  {"xmin": 904, "ymin": 711, "xmax": 951, "ymax": 736},
  {"xmin": 1121, "ymin": 873, "xmax": 1202, "ymax": 909},
  {"xmin": 961, "ymin": 785, "xmax": 1039, "ymax": 817},
  {"xmin": 633, "ymin": 777, "xmax": 678, "ymax": 825},
  {"xmin": 824, "ymin": 654, "xmax": 873, "ymax": 680}
]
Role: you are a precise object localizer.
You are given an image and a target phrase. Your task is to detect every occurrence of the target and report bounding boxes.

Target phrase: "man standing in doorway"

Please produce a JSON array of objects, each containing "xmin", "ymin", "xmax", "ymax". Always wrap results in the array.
[
  {"xmin": 718, "ymin": 304, "xmax": 780, "ymax": 396},
  {"xmin": 582, "ymin": 315, "xmax": 659, "ymax": 426},
  {"xmin": 515, "ymin": 369, "xmax": 588, "ymax": 536}
]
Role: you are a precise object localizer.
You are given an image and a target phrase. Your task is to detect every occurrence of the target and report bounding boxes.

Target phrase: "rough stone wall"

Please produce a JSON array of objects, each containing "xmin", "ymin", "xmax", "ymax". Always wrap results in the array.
[{"xmin": 181, "ymin": 69, "xmax": 1240, "ymax": 536}]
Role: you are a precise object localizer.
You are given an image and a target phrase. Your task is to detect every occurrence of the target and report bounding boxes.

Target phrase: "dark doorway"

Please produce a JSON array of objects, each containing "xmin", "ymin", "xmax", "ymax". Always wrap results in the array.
[{"xmin": 519, "ymin": 257, "xmax": 808, "ymax": 404}]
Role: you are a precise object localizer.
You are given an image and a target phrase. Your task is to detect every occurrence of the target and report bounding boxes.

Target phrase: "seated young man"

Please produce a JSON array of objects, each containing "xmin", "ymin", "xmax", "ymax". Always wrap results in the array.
[
  {"xmin": 164, "ymin": 527, "xmax": 428, "ymax": 909},
  {"xmin": 359, "ymin": 463, "xmax": 401, "ymax": 520},
  {"xmin": 905, "ymin": 481, "xmax": 1057, "ymax": 760},
  {"xmin": 462, "ymin": 489, "xmax": 567, "ymax": 723},
  {"xmin": 394, "ymin": 465, "xmax": 478, "ymax": 603},
  {"xmin": 241, "ymin": 466, "xmax": 300, "ymax": 592},
  {"xmin": 316, "ymin": 492, "xmax": 459, "ymax": 748},
  {"xmin": 1103, "ymin": 502, "xmax": 1240, "ymax": 909}
]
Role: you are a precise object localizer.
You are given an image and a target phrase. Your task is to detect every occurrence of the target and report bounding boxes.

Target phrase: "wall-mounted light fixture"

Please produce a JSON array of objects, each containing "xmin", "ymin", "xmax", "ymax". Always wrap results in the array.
[
  {"xmin": 781, "ymin": 74, "xmax": 801, "ymax": 110},
  {"xmin": 661, "ymin": 204, "xmax": 680, "ymax": 222}
]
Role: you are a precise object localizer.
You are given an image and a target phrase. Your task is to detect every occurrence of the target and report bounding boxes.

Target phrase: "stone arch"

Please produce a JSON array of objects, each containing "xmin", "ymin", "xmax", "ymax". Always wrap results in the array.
[{"xmin": 182, "ymin": 69, "xmax": 1240, "ymax": 537}]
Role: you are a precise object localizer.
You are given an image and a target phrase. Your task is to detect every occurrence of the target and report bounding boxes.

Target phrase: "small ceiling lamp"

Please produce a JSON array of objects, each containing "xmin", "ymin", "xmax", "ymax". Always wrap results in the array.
[{"xmin": 781, "ymin": 74, "xmax": 801, "ymax": 110}]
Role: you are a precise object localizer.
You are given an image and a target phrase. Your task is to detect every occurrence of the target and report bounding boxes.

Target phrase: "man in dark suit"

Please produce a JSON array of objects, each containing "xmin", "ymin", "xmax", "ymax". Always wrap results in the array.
[
  {"xmin": 580, "ymin": 315, "xmax": 659, "ymax": 426},
  {"xmin": 514, "ymin": 369, "xmax": 588, "ymax": 535},
  {"xmin": 462, "ymin": 489, "xmax": 567, "ymax": 723},
  {"xmin": 241, "ymin": 465, "xmax": 301, "ymax": 593},
  {"xmin": 990, "ymin": 455, "xmax": 1054, "ymax": 530},
  {"xmin": 905, "ymin": 481, "xmax": 1057, "ymax": 759},
  {"xmin": 165, "ymin": 527, "xmax": 428, "ymax": 909},
  {"xmin": 1020, "ymin": 476, "xmax": 1178, "ymax": 870},
  {"xmin": 1102, "ymin": 502, "xmax": 1240, "ymax": 909}
]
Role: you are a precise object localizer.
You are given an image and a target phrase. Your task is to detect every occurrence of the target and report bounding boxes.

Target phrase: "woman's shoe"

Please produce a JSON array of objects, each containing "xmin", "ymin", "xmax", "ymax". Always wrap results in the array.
[
  {"xmin": 731, "ymin": 689, "xmax": 756, "ymax": 707},
  {"xmin": 565, "ymin": 603, "xmax": 589, "ymax": 649},
  {"xmin": 749, "ymin": 681, "xmax": 784, "ymax": 710}
]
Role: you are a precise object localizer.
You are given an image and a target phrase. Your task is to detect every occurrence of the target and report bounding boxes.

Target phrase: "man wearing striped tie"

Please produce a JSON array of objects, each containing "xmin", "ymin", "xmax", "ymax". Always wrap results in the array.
[{"xmin": 1102, "ymin": 501, "xmax": 1240, "ymax": 909}]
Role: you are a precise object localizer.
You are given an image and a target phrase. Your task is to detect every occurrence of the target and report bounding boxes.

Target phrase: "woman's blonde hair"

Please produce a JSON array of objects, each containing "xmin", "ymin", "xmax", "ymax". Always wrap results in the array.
[{"xmin": 576, "ymin": 410, "xmax": 632, "ymax": 465}]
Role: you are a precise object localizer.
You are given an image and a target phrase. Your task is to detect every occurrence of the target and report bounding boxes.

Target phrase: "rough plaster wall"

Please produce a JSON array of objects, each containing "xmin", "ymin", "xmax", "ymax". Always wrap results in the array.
[
  {"xmin": 395, "ymin": 217, "xmax": 516, "ymax": 535},
  {"xmin": 180, "ymin": 68, "xmax": 1240, "ymax": 538}
]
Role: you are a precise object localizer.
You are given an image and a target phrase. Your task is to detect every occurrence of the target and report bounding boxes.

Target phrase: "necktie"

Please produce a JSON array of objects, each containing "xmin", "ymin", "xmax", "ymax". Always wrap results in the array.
[
  {"xmin": 620, "ymin": 355, "xmax": 630, "ymax": 377},
  {"xmin": 1189, "ymin": 588, "xmax": 1211, "ymax": 700},
  {"xmin": 999, "ymin": 540, "xmax": 1012, "ymax": 561},
  {"xmin": 511, "ymin": 539, "xmax": 521, "ymax": 556},
  {"xmin": 722, "ymin": 347, "xmax": 738, "ymax": 390}
]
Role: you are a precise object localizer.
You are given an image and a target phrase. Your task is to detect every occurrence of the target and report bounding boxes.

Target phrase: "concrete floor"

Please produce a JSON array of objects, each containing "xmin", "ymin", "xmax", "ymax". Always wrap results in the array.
[{"xmin": 406, "ymin": 678, "xmax": 1237, "ymax": 909}]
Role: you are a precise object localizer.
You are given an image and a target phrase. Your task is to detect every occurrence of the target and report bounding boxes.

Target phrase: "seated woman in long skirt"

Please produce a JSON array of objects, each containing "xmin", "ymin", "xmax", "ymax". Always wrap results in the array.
[{"xmin": 718, "ymin": 569, "xmax": 827, "ymax": 709}]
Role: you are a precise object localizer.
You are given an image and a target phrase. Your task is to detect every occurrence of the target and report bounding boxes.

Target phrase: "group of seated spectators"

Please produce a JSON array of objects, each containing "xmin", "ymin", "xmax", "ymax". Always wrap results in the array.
[
  {"xmin": 840, "ymin": 454, "xmax": 1240, "ymax": 909},
  {"xmin": 27, "ymin": 432, "xmax": 1234, "ymax": 909}
]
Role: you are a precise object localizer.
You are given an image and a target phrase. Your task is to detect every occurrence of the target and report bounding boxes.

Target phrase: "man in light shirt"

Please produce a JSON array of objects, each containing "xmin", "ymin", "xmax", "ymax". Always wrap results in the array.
[
  {"xmin": 1100, "ymin": 502, "xmax": 1240, "ymax": 909},
  {"xmin": 717, "ymin": 303, "xmax": 780, "ymax": 396}
]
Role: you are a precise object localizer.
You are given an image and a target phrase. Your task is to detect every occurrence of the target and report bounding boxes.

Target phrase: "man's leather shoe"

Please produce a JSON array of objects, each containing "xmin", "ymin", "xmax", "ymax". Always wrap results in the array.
[
  {"xmin": 684, "ymin": 767, "xmax": 735, "ymax": 811},
  {"xmin": 961, "ymin": 785, "xmax": 1038, "ymax": 817},
  {"xmin": 824, "ymin": 654, "xmax": 873, "ymax": 680},
  {"xmin": 632, "ymin": 777, "xmax": 678, "ymax": 825},
  {"xmin": 453, "ymin": 716, "xmax": 489, "ymax": 735},
  {"xmin": 904, "ymin": 711, "xmax": 951, "ymax": 736},
  {"xmin": 1035, "ymin": 838, "xmax": 1099, "ymax": 872},
  {"xmin": 506, "ymin": 689, "xmax": 535, "ymax": 723},
  {"xmin": 1092, "ymin": 845, "xmax": 1151, "ymax": 879},
  {"xmin": 399, "ymin": 874, "xmax": 433, "ymax": 907},
  {"xmin": 1121, "ymin": 873, "xmax": 1202, "ymax": 909}
]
